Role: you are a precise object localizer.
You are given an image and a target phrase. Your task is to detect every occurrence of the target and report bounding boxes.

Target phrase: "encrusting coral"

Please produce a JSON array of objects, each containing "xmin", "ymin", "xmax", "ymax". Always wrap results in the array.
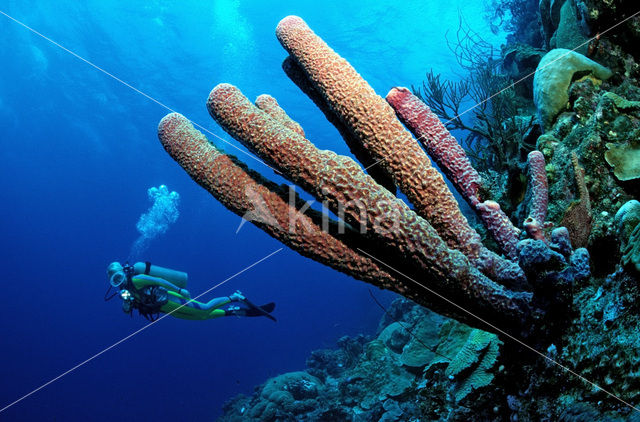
[
  {"xmin": 158, "ymin": 16, "xmax": 588, "ymax": 337},
  {"xmin": 605, "ymin": 140, "xmax": 640, "ymax": 181},
  {"xmin": 533, "ymin": 48, "xmax": 613, "ymax": 131}
]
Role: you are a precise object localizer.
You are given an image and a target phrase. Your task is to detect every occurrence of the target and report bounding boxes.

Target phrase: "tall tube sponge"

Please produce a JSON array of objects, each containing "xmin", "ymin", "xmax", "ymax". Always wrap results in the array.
[
  {"xmin": 157, "ymin": 113, "xmax": 401, "ymax": 290},
  {"xmin": 158, "ymin": 110, "xmax": 535, "ymax": 332},
  {"xmin": 205, "ymin": 84, "xmax": 535, "ymax": 332},
  {"xmin": 274, "ymin": 16, "xmax": 526, "ymax": 289},
  {"xmin": 156, "ymin": 15, "xmax": 553, "ymax": 334}
]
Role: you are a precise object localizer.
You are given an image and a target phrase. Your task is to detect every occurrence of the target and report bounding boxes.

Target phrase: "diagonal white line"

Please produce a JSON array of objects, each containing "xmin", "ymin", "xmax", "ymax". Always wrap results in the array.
[
  {"xmin": 0, "ymin": 9, "xmax": 280, "ymax": 174},
  {"xmin": 0, "ymin": 248, "xmax": 283, "ymax": 414},
  {"xmin": 363, "ymin": 9, "xmax": 640, "ymax": 173},
  {"xmin": 356, "ymin": 247, "xmax": 640, "ymax": 413}
]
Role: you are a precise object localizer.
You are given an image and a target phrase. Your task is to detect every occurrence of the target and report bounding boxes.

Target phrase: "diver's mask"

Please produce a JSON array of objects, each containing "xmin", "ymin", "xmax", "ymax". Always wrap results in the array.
[
  {"xmin": 110, "ymin": 271, "xmax": 126, "ymax": 288},
  {"xmin": 104, "ymin": 262, "xmax": 133, "ymax": 303},
  {"xmin": 109, "ymin": 263, "xmax": 134, "ymax": 288}
]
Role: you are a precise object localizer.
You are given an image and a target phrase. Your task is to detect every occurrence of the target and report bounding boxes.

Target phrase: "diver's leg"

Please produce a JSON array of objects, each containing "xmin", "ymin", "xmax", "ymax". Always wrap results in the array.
[
  {"xmin": 163, "ymin": 294, "xmax": 235, "ymax": 320},
  {"xmin": 163, "ymin": 296, "xmax": 211, "ymax": 320},
  {"xmin": 200, "ymin": 296, "xmax": 231, "ymax": 310},
  {"xmin": 167, "ymin": 302, "xmax": 228, "ymax": 320}
]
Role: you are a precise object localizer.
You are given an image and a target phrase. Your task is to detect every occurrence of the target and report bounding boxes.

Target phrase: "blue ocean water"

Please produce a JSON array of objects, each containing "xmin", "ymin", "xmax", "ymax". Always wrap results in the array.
[{"xmin": 0, "ymin": 1, "xmax": 505, "ymax": 420}]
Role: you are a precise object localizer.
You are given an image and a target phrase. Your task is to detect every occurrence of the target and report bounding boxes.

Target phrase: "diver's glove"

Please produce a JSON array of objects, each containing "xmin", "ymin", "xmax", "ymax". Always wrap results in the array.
[
  {"xmin": 228, "ymin": 290, "xmax": 245, "ymax": 302},
  {"xmin": 178, "ymin": 288, "xmax": 191, "ymax": 298}
]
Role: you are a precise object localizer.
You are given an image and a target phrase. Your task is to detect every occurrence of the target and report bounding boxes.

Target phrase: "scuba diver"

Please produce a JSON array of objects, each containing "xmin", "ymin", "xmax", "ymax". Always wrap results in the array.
[{"xmin": 105, "ymin": 262, "xmax": 276, "ymax": 322}]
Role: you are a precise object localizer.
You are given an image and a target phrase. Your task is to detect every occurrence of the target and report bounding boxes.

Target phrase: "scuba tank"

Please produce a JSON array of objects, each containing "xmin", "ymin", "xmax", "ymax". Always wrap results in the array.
[{"xmin": 132, "ymin": 262, "xmax": 188, "ymax": 288}]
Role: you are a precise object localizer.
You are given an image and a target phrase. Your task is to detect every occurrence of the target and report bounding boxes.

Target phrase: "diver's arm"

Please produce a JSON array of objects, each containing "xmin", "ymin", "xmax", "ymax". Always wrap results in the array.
[{"xmin": 132, "ymin": 274, "xmax": 190, "ymax": 297}]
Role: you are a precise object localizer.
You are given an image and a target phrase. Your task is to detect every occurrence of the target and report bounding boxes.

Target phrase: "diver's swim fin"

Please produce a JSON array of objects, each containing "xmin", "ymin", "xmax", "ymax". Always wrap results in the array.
[
  {"xmin": 243, "ymin": 300, "xmax": 277, "ymax": 322},
  {"xmin": 258, "ymin": 302, "xmax": 276, "ymax": 313}
]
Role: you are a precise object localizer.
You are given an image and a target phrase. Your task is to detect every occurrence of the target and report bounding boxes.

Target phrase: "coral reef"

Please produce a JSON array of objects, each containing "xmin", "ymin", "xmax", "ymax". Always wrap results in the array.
[
  {"xmin": 219, "ymin": 301, "xmax": 506, "ymax": 421},
  {"xmin": 220, "ymin": 284, "xmax": 640, "ymax": 421},
  {"xmin": 536, "ymin": 70, "xmax": 638, "ymax": 273},
  {"xmin": 539, "ymin": 0, "xmax": 591, "ymax": 54},
  {"xmin": 580, "ymin": 0, "xmax": 640, "ymax": 58},
  {"xmin": 155, "ymin": 5, "xmax": 640, "ymax": 420}
]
